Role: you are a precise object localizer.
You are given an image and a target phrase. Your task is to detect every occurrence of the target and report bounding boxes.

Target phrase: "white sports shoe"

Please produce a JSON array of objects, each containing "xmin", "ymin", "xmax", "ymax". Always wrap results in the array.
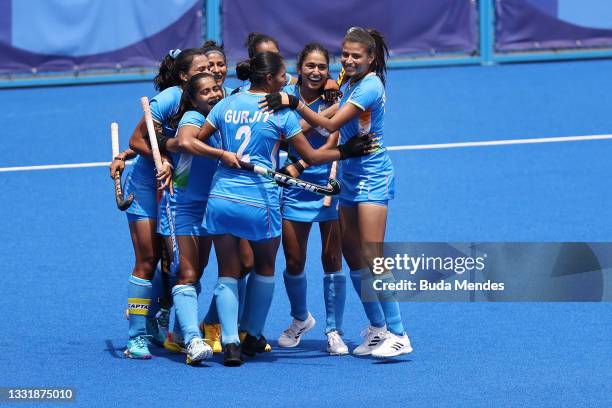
[
  {"xmin": 326, "ymin": 331, "xmax": 349, "ymax": 355},
  {"xmin": 371, "ymin": 332, "xmax": 413, "ymax": 358},
  {"xmin": 186, "ymin": 337, "xmax": 213, "ymax": 365},
  {"xmin": 278, "ymin": 313, "xmax": 316, "ymax": 347},
  {"xmin": 352, "ymin": 325, "xmax": 388, "ymax": 355}
]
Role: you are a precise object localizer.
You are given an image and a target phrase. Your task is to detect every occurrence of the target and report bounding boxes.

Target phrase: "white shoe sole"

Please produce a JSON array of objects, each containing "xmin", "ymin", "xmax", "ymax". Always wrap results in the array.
[
  {"xmin": 186, "ymin": 347, "xmax": 213, "ymax": 364},
  {"xmin": 352, "ymin": 348, "xmax": 374, "ymax": 356},
  {"xmin": 278, "ymin": 316, "xmax": 316, "ymax": 348},
  {"xmin": 328, "ymin": 349, "xmax": 349, "ymax": 356},
  {"xmin": 372, "ymin": 344, "xmax": 413, "ymax": 358}
]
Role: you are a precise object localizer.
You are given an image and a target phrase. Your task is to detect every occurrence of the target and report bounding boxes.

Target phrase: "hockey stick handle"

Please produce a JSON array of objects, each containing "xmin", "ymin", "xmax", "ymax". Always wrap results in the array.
[
  {"xmin": 110, "ymin": 122, "xmax": 133, "ymax": 211},
  {"xmin": 140, "ymin": 96, "xmax": 164, "ymax": 172},
  {"xmin": 322, "ymin": 159, "xmax": 338, "ymax": 207},
  {"xmin": 322, "ymin": 63, "xmax": 344, "ymax": 207}
]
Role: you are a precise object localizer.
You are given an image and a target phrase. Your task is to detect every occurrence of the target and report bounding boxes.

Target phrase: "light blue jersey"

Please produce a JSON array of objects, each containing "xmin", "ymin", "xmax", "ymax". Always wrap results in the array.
[
  {"xmin": 125, "ymin": 86, "xmax": 182, "ymax": 220},
  {"xmin": 337, "ymin": 73, "xmax": 395, "ymax": 203},
  {"xmin": 204, "ymin": 90, "xmax": 302, "ymax": 240},
  {"xmin": 174, "ymin": 110, "xmax": 219, "ymax": 202},
  {"xmin": 282, "ymin": 83, "xmax": 339, "ymax": 222},
  {"xmin": 222, "ymin": 86, "xmax": 234, "ymax": 97},
  {"xmin": 206, "ymin": 90, "xmax": 302, "ymax": 206},
  {"xmin": 149, "ymin": 86, "xmax": 182, "ymax": 236}
]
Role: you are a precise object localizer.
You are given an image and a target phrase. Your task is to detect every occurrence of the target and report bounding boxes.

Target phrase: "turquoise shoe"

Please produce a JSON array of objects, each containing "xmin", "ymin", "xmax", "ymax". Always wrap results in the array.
[{"xmin": 124, "ymin": 336, "xmax": 152, "ymax": 359}]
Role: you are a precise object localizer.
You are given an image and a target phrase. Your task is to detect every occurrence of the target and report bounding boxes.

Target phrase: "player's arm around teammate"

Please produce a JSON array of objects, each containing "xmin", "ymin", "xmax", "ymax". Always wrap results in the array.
[
  {"xmin": 262, "ymin": 28, "xmax": 413, "ymax": 358},
  {"xmin": 122, "ymin": 49, "xmax": 209, "ymax": 360},
  {"xmin": 275, "ymin": 43, "xmax": 348, "ymax": 355},
  {"xmin": 161, "ymin": 73, "xmax": 231, "ymax": 364},
  {"xmin": 186, "ymin": 51, "xmax": 374, "ymax": 366},
  {"xmin": 197, "ymin": 41, "xmax": 257, "ymax": 351}
]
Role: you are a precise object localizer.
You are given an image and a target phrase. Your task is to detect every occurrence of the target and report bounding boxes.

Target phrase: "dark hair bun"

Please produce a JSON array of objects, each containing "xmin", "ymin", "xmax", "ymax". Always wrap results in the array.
[{"xmin": 236, "ymin": 59, "xmax": 251, "ymax": 81}]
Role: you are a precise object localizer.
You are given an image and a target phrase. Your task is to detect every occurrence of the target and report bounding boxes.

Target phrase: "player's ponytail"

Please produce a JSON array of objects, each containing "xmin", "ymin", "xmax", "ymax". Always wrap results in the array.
[
  {"xmin": 154, "ymin": 53, "xmax": 178, "ymax": 91},
  {"xmin": 236, "ymin": 59, "xmax": 252, "ymax": 81},
  {"xmin": 367, "ymin": 29, "xmax": 389, "ymax": 87},
  {"xmin": 153, "ymin": 48, "xmax": 208, "ymax": 91}
]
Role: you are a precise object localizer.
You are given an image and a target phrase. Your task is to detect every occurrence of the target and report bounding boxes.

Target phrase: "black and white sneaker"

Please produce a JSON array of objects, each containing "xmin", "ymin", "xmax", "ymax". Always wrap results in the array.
[
  {"xmin": 352, "ymin": 325, "xmax": 388, "ymax": 356},
  {"xmin": 278, "ymin": 313, "xmax": 316, "ymax": 348},
  {"xmin": 371, "ymin": 332, "xmax": 413, "ymax": 358}
]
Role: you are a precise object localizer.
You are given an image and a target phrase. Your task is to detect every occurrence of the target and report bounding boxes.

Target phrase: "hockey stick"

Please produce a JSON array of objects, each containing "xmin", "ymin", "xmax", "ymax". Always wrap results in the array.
[
  {"xmin": 322, "ymin": 69, "xmax": 346, "ymax": 206},
  {"xmin": 110, "ymin": 122, "xmax": 134, "ymax": 211},
  {"xmin": 140, "ymin": 97, "xmax": 179, "ymax": 277},
  {"xmin": 238, "ymin": 160, "xmax": 340, "ymax": 196}
]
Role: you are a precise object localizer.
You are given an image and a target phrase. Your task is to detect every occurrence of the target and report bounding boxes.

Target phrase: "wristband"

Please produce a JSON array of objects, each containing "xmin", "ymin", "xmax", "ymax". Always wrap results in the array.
[
  {"xmin": 293, "ymin": 159, "xmax": 305, "ymax": 174},
  {"xmin": 114, "ymin": 156, "xmax": 126, "ymax": 161}
]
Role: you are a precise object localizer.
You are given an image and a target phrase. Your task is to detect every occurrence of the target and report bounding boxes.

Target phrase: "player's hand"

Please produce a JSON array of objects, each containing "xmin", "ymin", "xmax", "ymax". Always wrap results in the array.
[
  {"xmin": 157, "ymin": 161, "xmax": 174, "ymax": 195},
  {"xmin": 279, "ymin": 156, "xmax": 305, "ymax": 178},
  {"xmin": 110, "ymin": 156, "xmax": 126, "ymax": 179},
  {"xmin": 322, "ymin": 78, "xmax": 342, "ymax": 103},
  {"xmin": 338, "ymin": 133, "xmax": 380, "ymax": 159},
  {"xmin": 259, "ymin": 92, "xmax": 300, "ymax": 112},
  {"xmin": 220, "ymin": 151, "xmax": 241, "ymax": 169},
  {"xmin": 275, "ymin": 166, "xmax": 293, "ymax": 188}
]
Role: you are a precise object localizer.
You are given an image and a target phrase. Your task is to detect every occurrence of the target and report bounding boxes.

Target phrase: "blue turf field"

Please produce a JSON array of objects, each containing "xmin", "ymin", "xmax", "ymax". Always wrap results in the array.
[{"xmin": 1, "ymin": 60, "xmax": 611, "ymax": 407}]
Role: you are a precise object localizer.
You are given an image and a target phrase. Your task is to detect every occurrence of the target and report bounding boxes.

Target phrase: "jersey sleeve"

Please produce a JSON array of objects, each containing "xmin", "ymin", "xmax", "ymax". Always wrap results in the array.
[
  {"xmin": 347, "ymin": 76, "xmax": 383, "ymax": 111},
  {"xmin": 178, "ymin": 111, "xmax": 205, "ymax": 129},
  {"xmin": 150, "ymin": 88, "xmax": 178, "ymax": 123},
  {"xmin": 205, "ymin": 99, "xmax": 225, "ymax": 129},
  {"xmin": 282, "ymin": 111, "xmax": 303, "ymax": 139}
]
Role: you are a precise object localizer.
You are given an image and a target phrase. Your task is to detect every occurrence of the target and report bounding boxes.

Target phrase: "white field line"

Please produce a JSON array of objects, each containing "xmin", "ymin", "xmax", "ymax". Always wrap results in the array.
[
  {"xmin": 386, "ymin": 133, "xmax": 612, "ymax": 151},
  {"xmin": 1, "ymin": 133, "xmax": 611, "ymax": 173}
]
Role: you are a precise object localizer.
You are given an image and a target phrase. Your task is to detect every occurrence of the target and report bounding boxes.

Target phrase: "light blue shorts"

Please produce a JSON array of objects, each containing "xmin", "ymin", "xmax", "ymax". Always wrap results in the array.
[
  {"xmin": 204, "ymin": 194, "xmax": 281, "ymax": 241},
  {"xmin": 123, "ymin": 165, "xmax": 157, "ymax": 219},
  {"xmin": 281, "ymin": 187, "xmax": 339, "ymax": 223},
  {"xmin": 175, "ymin": 197, "xmax": 208, "ymax": 237},
  {"xmin": 338, "ymin": 170, "xmax": 395, "ymax": 204}
]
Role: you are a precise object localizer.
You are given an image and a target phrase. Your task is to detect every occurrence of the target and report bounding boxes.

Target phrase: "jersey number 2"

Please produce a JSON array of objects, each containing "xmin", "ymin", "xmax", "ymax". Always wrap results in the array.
[{"xmin": 235, "ymin": 125, "xmax": 251, "ymax": 162}]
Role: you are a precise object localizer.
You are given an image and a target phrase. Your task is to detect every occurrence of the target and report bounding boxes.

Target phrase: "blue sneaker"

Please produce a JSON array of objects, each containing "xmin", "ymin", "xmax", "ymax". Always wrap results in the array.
[
  {"xmin": 145, "ymin": 317, "xmax": 165, "ymax": 347},
  {"xmin": 124, "ymin": 336, "xmax": 152, "ymax": 359}
]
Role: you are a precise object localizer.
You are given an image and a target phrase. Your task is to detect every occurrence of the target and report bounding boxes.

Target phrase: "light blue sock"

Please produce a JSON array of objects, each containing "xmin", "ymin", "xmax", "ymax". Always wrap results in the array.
[
  {"xmin": 239, "ymin": 273, "xmax": 255, "ymax": 330},
  {"xmin": 350, "ymin": 269, "xmax": 385, "ymax": 328},
  {"xmin": 376, "ymin": 273, "xmax": 405, "ymax": 335},
  {"xmin": 241, "ymin": 273, "xmax": 275, "ymax": 338},
  {"xmin": 172, "ymin": 285, "xmax": 199, "ymax": 345},
  {"xmin": 147, "ymin": 264, "xmax": 163, "ymax": 318},
  {"xmin": 283, "ymin": 270, "xmax": 308, "ymax": 321},
  {"xmin": 237, "ymin": 273, "xmax": 249, "ymax": 322},
  {"xmin": 128, "ymin": 276, "xmax": 152, "ymax": 339},
  {"xmin": 214, "ymin": 277, "xmax": 240, "ymax": 345},
  {"xmin": 174, "ymin": 282, "xmax": 201, "ymax": 335},
  {"xmin": 323, "ymin": 271, "xmax": 346, "ymax": 335}
]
